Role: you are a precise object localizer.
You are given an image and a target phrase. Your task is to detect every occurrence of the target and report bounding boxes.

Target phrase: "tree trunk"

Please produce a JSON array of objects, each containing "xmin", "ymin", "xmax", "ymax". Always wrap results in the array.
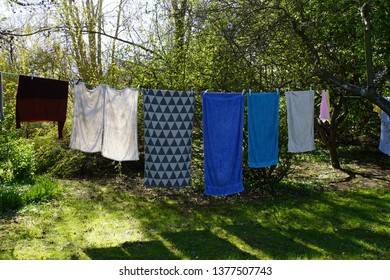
[
  {"xmin": 315, "ymin": 119, "xmax": 341, "ymax": 169},
  {"xmin": 328, "ymin": 124, "xmax": 341, "ymax": 169}
]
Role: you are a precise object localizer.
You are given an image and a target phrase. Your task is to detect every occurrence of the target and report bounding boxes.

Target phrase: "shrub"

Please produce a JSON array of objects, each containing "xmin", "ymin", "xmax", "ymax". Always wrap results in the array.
[
  {"xmin": 0, "ymin": 139, "xmax": 36, "ymax": 185},
  {"xmin": 33, "ymin": 123, "xmax": 112, "ymax": 178}
]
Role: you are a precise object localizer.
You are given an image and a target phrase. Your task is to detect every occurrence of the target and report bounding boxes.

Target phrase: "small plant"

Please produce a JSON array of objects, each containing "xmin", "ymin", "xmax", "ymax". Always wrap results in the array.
[
  {"xmin": 0, "ymin": 176, "xmax": 62, "ymax": 213},
  {"xmin": 0, "ymin": 186, "xmax": 24, "ymax": 213},
  {"xmin": 23, "ymin": 176, "xmax": 63, "ymax": 204}
]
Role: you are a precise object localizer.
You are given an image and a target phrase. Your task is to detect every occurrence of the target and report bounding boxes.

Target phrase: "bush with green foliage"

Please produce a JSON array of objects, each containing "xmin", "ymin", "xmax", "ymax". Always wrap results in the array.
[
  {"xmin": 0, "ymin": 139, "xmax": 36, "ymax": 185},
  {"xmin": 32, "ymin": 121, "xmax": 130, "ymax": 178}
]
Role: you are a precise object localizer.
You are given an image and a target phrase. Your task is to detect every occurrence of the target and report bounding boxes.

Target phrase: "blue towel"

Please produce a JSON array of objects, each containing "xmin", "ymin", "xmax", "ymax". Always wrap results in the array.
[
  {"xmin": 202, "ymin": 93, "xmax": 244, "ymax": 196},
  {"xmin": 248, "ymin": 92, "xmax": 279, "ymax": 168}
]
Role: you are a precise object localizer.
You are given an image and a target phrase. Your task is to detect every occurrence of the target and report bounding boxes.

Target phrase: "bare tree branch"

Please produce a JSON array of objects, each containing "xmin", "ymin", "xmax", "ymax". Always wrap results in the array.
[
  {"xmin": 0, "ymin": 26, "xmax": 161, "ymax": 59},
  {"xmin": 80, "ymin": 29, "xmax": 162, "ymax": 59},
  {"xmin": 0, "ymin": 27, "xmax": 57, "ymax": 37}
]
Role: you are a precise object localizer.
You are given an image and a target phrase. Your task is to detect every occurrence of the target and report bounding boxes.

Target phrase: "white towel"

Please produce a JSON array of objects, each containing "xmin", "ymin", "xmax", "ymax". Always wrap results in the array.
[
  {"xmin": 379, "ymin": 97, "xmax": 390, "ymax": 156},
  {"xmin": 285, "ymin": 90, "xmax": 316, "ymax": 153},
  {"xmin": 101, "ymin": 86, "xmax": 139, "ymax": 161},
  {"xmin": 70, "ymin": 84, "xmax": 104, "ymax": 153}
]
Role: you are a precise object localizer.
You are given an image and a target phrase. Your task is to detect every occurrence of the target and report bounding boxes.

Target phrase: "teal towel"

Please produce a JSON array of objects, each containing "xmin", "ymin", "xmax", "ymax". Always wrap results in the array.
[
  {"xmin": 248, "ymin": 92, "xmax": 279, "ymax": 168},
  {"xmin": 202, "ymin": 93, "xmax": 244, "ymax": 196}
]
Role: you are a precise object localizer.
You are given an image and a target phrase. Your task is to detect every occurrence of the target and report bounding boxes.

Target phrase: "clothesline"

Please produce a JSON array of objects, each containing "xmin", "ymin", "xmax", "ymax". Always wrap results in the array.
[
  {"xmin": 0, "ymin": 71, "xmax": 95, "ymax": 88},
  {"xmin": 0, "ymin": 70, "xmax": 318, "ymax": 96}
]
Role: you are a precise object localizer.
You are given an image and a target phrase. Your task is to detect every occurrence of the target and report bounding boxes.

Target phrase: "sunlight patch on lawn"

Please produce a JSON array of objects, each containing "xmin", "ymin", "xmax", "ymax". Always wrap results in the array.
[{"xmin": 211, "ymin": 226, "xmax": 270, "ymax": 259}]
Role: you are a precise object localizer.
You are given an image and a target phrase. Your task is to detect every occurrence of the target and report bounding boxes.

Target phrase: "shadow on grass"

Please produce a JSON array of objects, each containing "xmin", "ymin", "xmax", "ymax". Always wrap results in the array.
[
  {"xmin": 338, "ymin": 166, "xmax": 390, "ymax": 183},
  {"xmin": 82, "ymin": 240, "xmax": 178, "ymax": 260},
  {"xmin": 338, "ymin": 146, "xmax": 390, "ymax": 167},
  {"xmin": 82, "ymin": 225, "xmax": 319, "ymax": 260},
  {"xmin": 82, "ymin": 221, "xmax": 389, "ymax": 260},
  {"xmin": 79, "ymin": 182, "xmax": 390, "ymax": 260}
]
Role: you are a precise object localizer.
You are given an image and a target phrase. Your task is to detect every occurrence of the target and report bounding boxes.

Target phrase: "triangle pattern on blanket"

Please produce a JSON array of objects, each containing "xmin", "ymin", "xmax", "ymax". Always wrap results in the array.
[{"xmin": 143, "ymin": 89, "xmax": 194, "ymax": 187}]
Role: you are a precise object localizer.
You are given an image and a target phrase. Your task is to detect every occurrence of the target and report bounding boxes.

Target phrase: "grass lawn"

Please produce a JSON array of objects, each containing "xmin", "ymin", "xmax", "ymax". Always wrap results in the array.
[{"xmin": 0, "ymin": 146, "xmax": 389, "ymax": 260}]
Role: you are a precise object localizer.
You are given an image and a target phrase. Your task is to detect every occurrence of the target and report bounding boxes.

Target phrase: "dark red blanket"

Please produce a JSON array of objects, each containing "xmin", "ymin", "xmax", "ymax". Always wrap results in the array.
[{"xmin": 16, "ymin": 75, "xmax": 68, "ymax": 138}]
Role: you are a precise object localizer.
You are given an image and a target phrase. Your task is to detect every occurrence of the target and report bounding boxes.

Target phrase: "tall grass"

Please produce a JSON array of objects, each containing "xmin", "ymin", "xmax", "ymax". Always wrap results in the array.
[{"xmin": 0, "ymin": 176, "xmax": 62, "ymax": 213}]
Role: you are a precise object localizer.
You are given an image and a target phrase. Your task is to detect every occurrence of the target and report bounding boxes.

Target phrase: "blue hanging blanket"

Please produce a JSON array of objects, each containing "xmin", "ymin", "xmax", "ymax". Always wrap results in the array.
[
  {"xmin": 247, "ymin": 92, "xmax": 279, "ymax": 168},
  {"xmin": 202, "ymin": 93, "xmax": 244, "ymax": 196},
  {"xmin": 143, "ymin": 89, "xmax": 195, "ymax": 187}
]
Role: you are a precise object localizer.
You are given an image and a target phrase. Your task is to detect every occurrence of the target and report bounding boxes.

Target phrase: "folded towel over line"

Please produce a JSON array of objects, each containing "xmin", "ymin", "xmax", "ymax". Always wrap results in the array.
[
  {"xmin": 143, "ymin": 89, "xmax": 195, "ymax": 187},
  {"xmin": 248, "ymin": 92, "xmax": 279, "ymax": 168},
  {"xmin": 285, "ymin": 90, "xmax": 316, "ymax": 153},
  {"xmin": 202, "ymin": 93, "xmax": 244, "ymax": 196}
]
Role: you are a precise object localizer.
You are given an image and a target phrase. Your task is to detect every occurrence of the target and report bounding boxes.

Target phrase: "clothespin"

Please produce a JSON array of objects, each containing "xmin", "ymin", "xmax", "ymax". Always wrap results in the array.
[
  {"xmin": 31, "ymin": 70, "xmax": 36, "ymax": 79},
  {"xmin": 203, "ymin": 89, "xmax": 208, "ymax": 95},
  {"xmin": 249, "ymin": 89, "xmax": 252, "ymax": 95},
  {"xmin": 276, "ymin": 88, "xmax": 280, "ymax": 94},
  {"xmin": 137, "ymin": 85, "xmax": 143, "ymax": 96},
  {"xmin": 242, "ymin": 89, "xmax": 245, "ymax": 96},
  {"xmin": 76, "ymin": 78, "xmax": 81, "ymax": 85}
]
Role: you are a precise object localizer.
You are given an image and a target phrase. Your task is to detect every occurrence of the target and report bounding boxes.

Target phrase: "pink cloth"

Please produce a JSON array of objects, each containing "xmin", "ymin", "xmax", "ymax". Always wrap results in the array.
[{"xmin": 320, "ymin": 89, "xmax": 330, "ymax": 122}]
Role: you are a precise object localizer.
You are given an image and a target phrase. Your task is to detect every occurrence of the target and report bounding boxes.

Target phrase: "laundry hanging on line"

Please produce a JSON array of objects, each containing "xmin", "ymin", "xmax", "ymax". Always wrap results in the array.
[
  {"xmin": 247, "ymin": 91, "xmax": 280, "ymax": 168},
  {"xmin": 70, "ymin": 83, "xmax": 139, "ymax": 161},
  {"xmin": 70, "ymin": 84, "xmax": 104, "ymax": 153},
  {"xmin": 379, "ymin": 97, "xmax": 390, "ymax": 156},
  {"xmin": 4, "ymin": 70, "xmax": 330, "ymax": 194},
  {"xmin": 202, "ymin": 92, "xmax": 245, "ymax": 196},
  {"xmin": 319, "ymin": 89, "xmax": 330, "ymax": 122},
  {"xmin": 143, "ymin": 89, "xmax": 195, "ymax": 188},
  {"xmin": 285, "ymin": 90, "xmax": 316, "ymax": 153},
  {"xmin": 102, "ymin": 86, "xmax": 139, "ymax": 161},
  {"xmin": 0, "ymin": 72, "xmax": 4, "ymax": 121},
  {"xmin": 15, "ymin": 75, "xmax": 69, "ymax": 139}
]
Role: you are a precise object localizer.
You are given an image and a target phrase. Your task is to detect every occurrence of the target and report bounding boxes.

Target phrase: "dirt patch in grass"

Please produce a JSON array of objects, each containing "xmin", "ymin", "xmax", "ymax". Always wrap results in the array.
[{"xmin": 295, "ymin": 162, "xmax": 388, "ymax": 189}]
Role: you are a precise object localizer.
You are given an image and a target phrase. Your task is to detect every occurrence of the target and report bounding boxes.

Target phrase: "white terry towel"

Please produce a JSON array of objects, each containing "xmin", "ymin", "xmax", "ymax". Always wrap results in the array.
[
  {"xmin": 379, "ymin": 97, "xmax": 390, "ymax": 156},
  {"xmin": 70, "ymin": 84, "xmax": 104, "ymax": 153},
  {"xmin": 101, "ymin": 86, "xmax": 139, "ymax": 161},
  {"xmin": 285, "ymin": 90, "xmax": 316, "ymax": 153}
]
